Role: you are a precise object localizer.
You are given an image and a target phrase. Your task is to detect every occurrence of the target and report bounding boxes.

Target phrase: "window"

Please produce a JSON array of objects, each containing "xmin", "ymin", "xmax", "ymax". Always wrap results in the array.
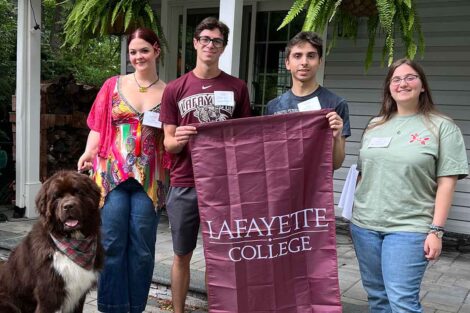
[
  {"xmin": 177, "ymin": 9, "xmax": 219, "ymax": 77},
  {"xmin": 251, "ymin": 11, "xmax": 304, "ymax": 115}
]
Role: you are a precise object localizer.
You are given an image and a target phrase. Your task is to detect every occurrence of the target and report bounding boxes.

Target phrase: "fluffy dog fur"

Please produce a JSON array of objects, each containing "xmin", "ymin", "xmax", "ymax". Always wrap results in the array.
[{"xmin": 0, "ymin": 170, "xmax": 104, "ymax": 313}]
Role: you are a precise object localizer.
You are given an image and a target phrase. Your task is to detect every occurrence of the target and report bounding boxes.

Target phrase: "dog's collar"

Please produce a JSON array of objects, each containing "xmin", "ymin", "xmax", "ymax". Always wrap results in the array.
[{"xmin": 50, "ymin": 234, "xmax": 97, "ymax": 270}]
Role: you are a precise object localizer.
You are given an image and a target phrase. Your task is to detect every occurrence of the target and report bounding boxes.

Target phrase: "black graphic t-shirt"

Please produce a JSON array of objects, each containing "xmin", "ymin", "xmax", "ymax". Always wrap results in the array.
[{"xmin": 160, "ymin": 70, "xmax": 251, "ymax": 186}]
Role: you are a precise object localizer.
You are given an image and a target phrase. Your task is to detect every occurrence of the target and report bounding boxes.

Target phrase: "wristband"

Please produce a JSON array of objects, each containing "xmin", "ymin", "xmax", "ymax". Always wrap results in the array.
[
  {"xmin": 429, "ymin": 224, "xmax": 445, "ymax": 232},
  {"xmin": 428, "ymin": 229, "xmax": 444, "ymax": 239}
]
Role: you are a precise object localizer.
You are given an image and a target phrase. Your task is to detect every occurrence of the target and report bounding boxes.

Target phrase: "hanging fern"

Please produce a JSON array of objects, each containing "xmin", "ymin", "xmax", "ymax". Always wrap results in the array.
[
  {"xmin": 111, "ymin": 1, "xmax": 125, "ymax": 26},
  {"xmin": 403, "ymin": 0, "xmax": 413, "ymax": 10},
  {"xmin": 319, "ymin": 0, "xmax": 339, "ymax": 32},
  {"xmin": 329, "ymin": 0, "xmax": 344, "ymax": 23},
  {"xmin": 303, "ymin": 0, "xmax": 327, "ymax": 31},
  {"xmin": 376, "ymin": 0, "xmax": 396, "ymax": 66},
  {"xmin": 63, "ymin": 0, "xmax": 167, "ymax": 53},
  {"xmin": 396, "ymin": 2, "xmax": 414, "ymax": 60},
  {"xmin": 414, "ymin": 5, "xmax": 425, "ymax": 57},
  {"xmin": 278, "ymin": 0, "xmax": 310, "ymax": 30},
  {"xmin": 365, "ymin": 14, "xmax": 379, "ymax": 69},
  {"xmin": 337, "ymin": 10, "xmax": 358, "ymax": 39},
  {"xmin": 279, "ymin": 0, "xmax": 425, "ymax": 71}
]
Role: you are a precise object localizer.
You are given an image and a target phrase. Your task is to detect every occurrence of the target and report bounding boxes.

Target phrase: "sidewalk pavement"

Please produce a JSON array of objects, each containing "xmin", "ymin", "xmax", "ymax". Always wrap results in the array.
[{"xmin": 1, "ymin": 208, "xmax": 469, "ymax": 313}]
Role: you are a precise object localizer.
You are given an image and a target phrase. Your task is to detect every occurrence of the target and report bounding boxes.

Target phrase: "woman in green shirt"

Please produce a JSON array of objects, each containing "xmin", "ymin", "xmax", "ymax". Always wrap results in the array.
[{"xmin": 351, "ymin": 58, "xmax": 468, "ymax": 313}]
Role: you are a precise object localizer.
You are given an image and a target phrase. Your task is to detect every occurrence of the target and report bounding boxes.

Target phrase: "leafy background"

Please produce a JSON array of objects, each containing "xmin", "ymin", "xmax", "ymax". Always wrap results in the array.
[
  {"xmin": 0, "ymin": 0, "xmax": 121, "ymax": 122},
  {"xmin": 42, "ymin": 0, "xmax": 120, "ymax": 85},
  {"xmin": 0, "ymin": 0, "xmax": 120, "ymax": 204}
]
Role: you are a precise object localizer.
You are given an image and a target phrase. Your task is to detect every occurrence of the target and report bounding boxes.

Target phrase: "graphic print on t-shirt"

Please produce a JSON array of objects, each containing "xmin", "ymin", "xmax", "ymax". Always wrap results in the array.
[
  {"xmin": 409, "ymin": 133, "xmax": 430, "ymax": 145},
  {"xmin": 178, "ymin": 92, "xmax": 234, "ymax": 122}
]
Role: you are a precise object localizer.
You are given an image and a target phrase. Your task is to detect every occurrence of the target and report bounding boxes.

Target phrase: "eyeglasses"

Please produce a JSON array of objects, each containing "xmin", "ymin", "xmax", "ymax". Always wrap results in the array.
[
  {"xmin": 197, "ymin": 36, "xmax": 224, "ymax": 48},
  {"xmin": 390, "ymin": 74, "xmax": 420, "ymax": 85}
]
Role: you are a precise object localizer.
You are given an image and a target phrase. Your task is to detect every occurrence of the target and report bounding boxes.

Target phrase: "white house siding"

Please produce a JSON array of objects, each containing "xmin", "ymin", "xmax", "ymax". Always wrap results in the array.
[{"xmin": 326, "ymin": 0, "xmax": 470, "ymax": 234}]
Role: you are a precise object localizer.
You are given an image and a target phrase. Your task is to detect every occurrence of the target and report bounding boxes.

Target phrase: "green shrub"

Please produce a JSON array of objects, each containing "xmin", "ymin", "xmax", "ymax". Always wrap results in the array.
[
  {"xmin": 42, "ymin": 0, "xmax": 120, "ymax": 86},
  {"xmin": 0, "ymin": 0, "xmax": 16, "ymax": 116}
]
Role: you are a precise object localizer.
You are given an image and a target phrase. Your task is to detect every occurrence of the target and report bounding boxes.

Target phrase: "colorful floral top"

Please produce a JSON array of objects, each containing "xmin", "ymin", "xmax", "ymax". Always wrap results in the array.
[{"xmin": 92, "ymin": 77, "xmax": 168, "ymax": 209}]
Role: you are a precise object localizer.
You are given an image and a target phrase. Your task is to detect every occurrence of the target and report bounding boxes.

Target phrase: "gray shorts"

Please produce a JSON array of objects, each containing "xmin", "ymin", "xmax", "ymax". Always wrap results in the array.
[{"xmin": 166, "ymin": 186, "xmax": 200, "ymax": 255}]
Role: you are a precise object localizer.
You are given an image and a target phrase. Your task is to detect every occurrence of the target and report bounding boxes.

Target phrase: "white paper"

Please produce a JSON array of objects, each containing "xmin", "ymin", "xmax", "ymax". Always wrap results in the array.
[
  {"xmin": 297, "ymin": 97, "xmax": 321, "ymax": 112},
  {"xmin": 339, "ymin": 164, "xmax": 359, "ymax": 220},
  {"xmin": 142, "ymin": 111, "xmax": 162, "ymax": 128},
  {"xmin": 214, "ymin": 91, "xmax": 235, "ymax": 107},
  {"xmin": 368, "ymin": 137, "xmax": 392, "ymax": 148}
]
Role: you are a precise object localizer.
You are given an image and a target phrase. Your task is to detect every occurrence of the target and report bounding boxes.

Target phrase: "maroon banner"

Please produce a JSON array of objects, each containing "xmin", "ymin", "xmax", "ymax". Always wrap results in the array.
[{"xmin": 190, "ymin": 110, "xmax": 341, "ymax": 313}]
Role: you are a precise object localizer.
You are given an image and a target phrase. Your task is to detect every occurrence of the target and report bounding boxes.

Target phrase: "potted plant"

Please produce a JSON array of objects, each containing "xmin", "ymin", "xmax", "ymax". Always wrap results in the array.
[
  {"xmin": 279, "ymin": 0, "xmax": 425, "ymax": 70},
  {"xmin": 63, "ymin": 0, "xmax": 166, "ymax": 50}
]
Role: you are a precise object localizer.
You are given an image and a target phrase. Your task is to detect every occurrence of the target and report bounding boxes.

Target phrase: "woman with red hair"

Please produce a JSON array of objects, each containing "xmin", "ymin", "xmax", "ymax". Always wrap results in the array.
[{"xmin": 78, "ymin": 28, "xmax": 168, "ymax": 313}]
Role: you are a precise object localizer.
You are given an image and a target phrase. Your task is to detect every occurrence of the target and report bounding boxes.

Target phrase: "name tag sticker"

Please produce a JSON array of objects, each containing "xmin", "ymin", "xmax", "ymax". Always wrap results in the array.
[
  {"xmin": 142, "ymin": 111, "xmax": 162, "ymax": 128},
  {"xmin": 214, "ymin": 91, "xmax": 235, "ymax": 107},
  {"xmin": 368, "ymin": 137, "xmax": 392, "ymax": 148},
  {"xmin": 297, "ymin": 97, "xmax": 322, "ymax": 112}
]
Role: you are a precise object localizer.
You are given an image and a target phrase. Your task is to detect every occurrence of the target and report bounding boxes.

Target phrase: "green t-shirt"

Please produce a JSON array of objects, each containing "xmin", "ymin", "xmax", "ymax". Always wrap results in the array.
[{"xmin": 353, "ymin": 113, "xmax": 468, "ymax": 233}]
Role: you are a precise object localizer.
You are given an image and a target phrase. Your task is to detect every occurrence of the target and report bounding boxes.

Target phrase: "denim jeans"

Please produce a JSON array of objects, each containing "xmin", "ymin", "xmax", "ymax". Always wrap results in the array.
[
  {"xmin": 350, "ymin": 223, "xmax": 428, "ymax": 313},
  {"xmin": 98, "ymin": 178, "xmax": 160, "ymax": 313}
]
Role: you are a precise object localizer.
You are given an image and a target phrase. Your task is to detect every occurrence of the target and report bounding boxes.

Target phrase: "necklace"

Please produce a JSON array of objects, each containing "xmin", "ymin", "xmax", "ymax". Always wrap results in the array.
[{"xmin": 134, "ymin": 73, "xmax": 159, "ymax": 93}]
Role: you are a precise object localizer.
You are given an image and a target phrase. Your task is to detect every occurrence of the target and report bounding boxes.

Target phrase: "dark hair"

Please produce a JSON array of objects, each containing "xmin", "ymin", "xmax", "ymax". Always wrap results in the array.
[
  {"xmin": 127, "ymin": 28, "xmax": 161, "ymax": 50},
  {"xmin": 376, "ymin": 58, "xmax": 436, "ymax": 126},
  {"xmin": 285, "ymin": 31, "xmax": 323, "ymax": 59},
  {"xmin": 194, "ymin": 17, "xmax": 230, "ymax": 46}
]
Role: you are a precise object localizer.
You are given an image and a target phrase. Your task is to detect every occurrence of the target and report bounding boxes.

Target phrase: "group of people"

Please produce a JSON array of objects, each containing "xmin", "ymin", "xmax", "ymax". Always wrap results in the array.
[{"xmin": 77, "ymin": 16, "xmax": 468, "ymax": 313}]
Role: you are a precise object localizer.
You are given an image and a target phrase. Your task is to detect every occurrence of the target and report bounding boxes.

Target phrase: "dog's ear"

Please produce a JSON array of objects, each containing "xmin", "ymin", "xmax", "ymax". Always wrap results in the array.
[
  {"xmin": 87, "ymin": 178, "xmax": 101, "ymax": 209},
  {"xmin": 35, "ymin": 177, "xmax": 53, "ymax": 216}
]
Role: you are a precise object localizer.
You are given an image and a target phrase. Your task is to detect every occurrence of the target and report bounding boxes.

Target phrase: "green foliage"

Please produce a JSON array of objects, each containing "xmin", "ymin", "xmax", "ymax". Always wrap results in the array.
[
  {"xmin": 365, "ymin": 14, "xmax": 379, "ymax": 68},
  {"xmin": 42, "ymin": 37, "xmax": 120, "ymax": 86},
  {"xmin": 0, "ymin": 0, "xmax": 16, "ymax": 117},
  {"xmin": 63, "ymin": 0, "xmax": 167, "ymax": 52},
  {"xmin": 278, "ymin": 0, "xmax": 309, "ymax": 30},
  {"xmin": 40, "ymin": 0, "xmax": 120, "ymax": 86},
  {"xmin": 280, "ymin": 0, "xmax": 425, "ymax": 70}
]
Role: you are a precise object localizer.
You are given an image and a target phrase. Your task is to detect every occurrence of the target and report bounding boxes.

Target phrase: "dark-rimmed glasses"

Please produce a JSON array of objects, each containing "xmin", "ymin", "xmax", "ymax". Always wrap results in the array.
[{"xmin": 197, "ymin": 36, "xmax": 224, "ymax": 48}]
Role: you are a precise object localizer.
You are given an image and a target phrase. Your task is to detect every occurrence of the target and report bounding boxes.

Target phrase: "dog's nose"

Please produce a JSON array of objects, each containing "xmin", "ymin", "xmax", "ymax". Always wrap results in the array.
[{"xmin": 63, "ymin": 203, "xmax": 74, "ymax": 211}]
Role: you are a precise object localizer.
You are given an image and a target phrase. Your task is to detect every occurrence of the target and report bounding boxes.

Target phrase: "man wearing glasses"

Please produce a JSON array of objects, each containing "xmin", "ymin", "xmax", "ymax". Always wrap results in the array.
[
  {"xmin": 160, "ymin": 17, "xmax": 251, "ymax": 313},
  {"xmin": 266, "ymin": 31, "xmax": 351, "ymax": 170}
]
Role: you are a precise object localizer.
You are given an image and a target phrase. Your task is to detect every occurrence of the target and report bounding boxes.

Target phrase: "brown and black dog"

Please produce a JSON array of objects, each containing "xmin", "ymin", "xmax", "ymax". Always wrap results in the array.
[{"xmin": 0, "ymin": 170, "xmax": 104, "ymax": 313}]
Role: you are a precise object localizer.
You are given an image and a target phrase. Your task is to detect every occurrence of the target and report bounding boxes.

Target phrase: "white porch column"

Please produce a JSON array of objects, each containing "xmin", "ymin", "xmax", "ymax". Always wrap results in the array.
[
  {"xmin": 16, "ymin": 0, "xmax": 41, "ymax": 218},
  {"xmin": 317, "ymin": 28, "xmax": 328, "ymax": 86},
  {"xmin": 219, "ymin": 0, "xmax": 243, "ymax": 77},
  {"xmin": 120, "ymin": 36, "xmax": 128, "ymax": 74},
  {"xmin": 159, "ymin": 0, "xmax": 170, "ymax": 82}
]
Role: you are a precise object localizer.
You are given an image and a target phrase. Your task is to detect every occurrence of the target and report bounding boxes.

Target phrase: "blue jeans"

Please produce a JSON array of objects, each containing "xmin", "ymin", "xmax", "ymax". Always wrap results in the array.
[
  {"xmin": 350, "ymin": 223, "xmax": 428, "ymax": 313},
  {"xmin": 98, "ymin": 178, "xmax": 160, "ymax": 313}
]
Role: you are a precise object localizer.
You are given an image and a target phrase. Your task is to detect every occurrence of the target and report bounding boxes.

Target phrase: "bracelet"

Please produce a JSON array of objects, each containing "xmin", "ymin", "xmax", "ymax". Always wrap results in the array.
[
  {"xmin": 429, "ymin": 224, "xmax": 445, "ymax": 232},
  {"xmin": 428, "ymin": 229, "xmax": 444, "ymax": 239}
]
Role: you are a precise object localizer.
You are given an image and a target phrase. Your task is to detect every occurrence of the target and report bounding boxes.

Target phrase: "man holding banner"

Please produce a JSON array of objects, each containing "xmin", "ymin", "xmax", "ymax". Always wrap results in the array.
[
  {"xmin": 266, "ymin": 31, "xmax": 351, "ymax": 170},
  {"xmin": 184, "ymin": 31, "xmax": 347, "ymax": 312},
  {"xmin": 159, "ymin": 17, "xmax": 251, "ymax": 313}
]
